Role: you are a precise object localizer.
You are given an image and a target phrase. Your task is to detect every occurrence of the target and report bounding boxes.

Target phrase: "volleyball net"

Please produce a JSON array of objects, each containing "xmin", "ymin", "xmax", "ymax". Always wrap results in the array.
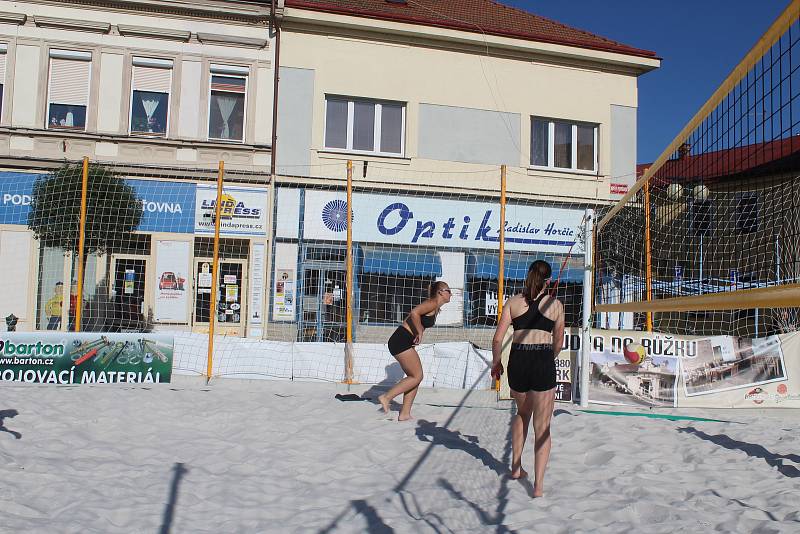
[{"xmin": 594, "ymin": 1, "xmax": 800, "ymax": 337}]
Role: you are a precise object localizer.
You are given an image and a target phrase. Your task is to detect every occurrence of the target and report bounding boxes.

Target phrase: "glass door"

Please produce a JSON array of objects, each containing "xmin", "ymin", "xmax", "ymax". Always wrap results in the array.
[
  {"xmin": 193, "ymin": 259, "xmax": 247, "ymax": 336},
  {"xmin": 299, "ymin": 267, "xmax": 347, "ymax": 342}
]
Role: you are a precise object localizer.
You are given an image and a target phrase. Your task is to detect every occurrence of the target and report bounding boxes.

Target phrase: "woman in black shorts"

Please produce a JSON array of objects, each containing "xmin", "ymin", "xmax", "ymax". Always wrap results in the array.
[
  {"xmin": 491, "ymin": 260, "xmax": 564, "ymax": 497},
  {"xmin": 378, "ymin": 281, "xmax": 452, "ymax": 421}
]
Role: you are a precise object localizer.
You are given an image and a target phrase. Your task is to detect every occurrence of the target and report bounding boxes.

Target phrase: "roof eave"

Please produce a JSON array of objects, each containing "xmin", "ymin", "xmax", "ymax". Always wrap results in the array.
[{"xmin": 284, "ymin": 6, "xmax": 661, "ymax": 75}]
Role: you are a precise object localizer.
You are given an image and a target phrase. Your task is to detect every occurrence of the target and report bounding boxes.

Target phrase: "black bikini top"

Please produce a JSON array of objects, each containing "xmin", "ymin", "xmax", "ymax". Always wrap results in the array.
[
  {"xmin": 421, "ymin": 313, "xmax": 436, "ymax": 328},
  {"xmin": 511, "ymin": 295, "xmax": 555, "ymax": 332}
]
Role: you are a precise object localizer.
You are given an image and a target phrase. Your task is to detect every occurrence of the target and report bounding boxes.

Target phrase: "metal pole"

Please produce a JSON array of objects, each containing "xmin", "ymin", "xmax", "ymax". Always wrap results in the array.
[
  {"xmin": 74, "ymin": 157, "xmax": 90, "ymax": 332},
  {"xmin": 207, "ymin": 161, "xmax": 224, "ymax": 380},
  {"xmin": 496, "ymin": 165, "xmax": 507, "ymax": 391},
  {"xmin": 644, "ymin": 181, "xmax": 653, "ymax": 332},
  {"xmin": 344, "ymin": 160, "xmax": 354, "ymax": 383},
  {"xmin": 580, "ymin": 209, "xmax": 594, "ymax": 408}
]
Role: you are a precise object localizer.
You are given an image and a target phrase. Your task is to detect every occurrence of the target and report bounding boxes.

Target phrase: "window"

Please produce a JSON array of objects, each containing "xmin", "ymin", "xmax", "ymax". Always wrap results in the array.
[
  {"xmin": 208, "ymin": 64, "xmax": 248, "ymax": 142},
  {"xmin": 736, "ymin": 192, "xmax": 759, "ymax": 234},
  {"xmin": 690, "ymin": 198, "xmax": 713, "ymax": 236},
  {"xmin": 531, "ymin": 117, "xmax": 597, "ymax": 172},
  {"xmin": 359, "ymin": 274, "xmax": 432, "ymax": 324},
  {"xmin": 47, "ymin": 49, "xmax": 92, "ymax": 131},
  {"xmin": 324, "ymin": 96, "xmax": 405, "ymax": 156},
  {"xmin": 0, "ymin": 44, "xmax": 6, "ymax": 120},
  {"xmin": 130, "ymin": 57, "xmax": 172, "ymax": 136}
]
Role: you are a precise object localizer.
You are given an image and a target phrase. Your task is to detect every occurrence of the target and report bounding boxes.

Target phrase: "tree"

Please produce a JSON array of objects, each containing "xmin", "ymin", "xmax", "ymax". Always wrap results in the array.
[
  {"xmin": 27, "ymin": 163, "xmax": 143, "ymax": 330},
  {"xmin": 27, "ymin": 162, "xmax": 142, "ymax": 256}
]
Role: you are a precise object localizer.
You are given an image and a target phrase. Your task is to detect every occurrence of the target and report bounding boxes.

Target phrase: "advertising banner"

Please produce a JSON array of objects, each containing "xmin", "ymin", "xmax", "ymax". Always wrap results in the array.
[
  {"xmin": 195, "ymin": 185, "xmax": 268, "ymax": 237},
  {"xmin": 587, "ymin": 332, "xmax": 679, "ymax": 407},
  {"xmin": 0, "ymin": 172, "xmax": 42, "ymax": 225},
  {"xmin": 301, "ymin": 189, "xmax": 583, "ymax": 253},
  {"xmin": 128, "ymin": 179, "xmax": 196, "ymax": 234},
  {"xmin": 1, "ymin": 172, "xmax": 196, "ymax": 232},
  {"xmin": 586, "ymin": 330, "xmax": 799, "ymax": 408},
  {"xmin": 248, "ymin": 243, "xmax": 266, "ymax": 337},
  {"xmin": 273, "ymin": 269, "xmax": 296, "ymax": 321},
  {"xmin": 0, "ymin": 332, "xmax": 174, "ymax": 384},
  {"xmin": 154, "ymin": 240, "xmax": 190, "ymax": 323}
]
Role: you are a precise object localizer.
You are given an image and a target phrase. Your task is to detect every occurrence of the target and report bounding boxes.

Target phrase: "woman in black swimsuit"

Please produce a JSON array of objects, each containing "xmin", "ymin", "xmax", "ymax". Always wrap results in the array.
[
  {"xmin": 379, "ymin": 281, "xmax": 452, "ymax": 421},
  {"xmin": 491, "ymin": 260, "xmax": 565, "ymax": 497}
]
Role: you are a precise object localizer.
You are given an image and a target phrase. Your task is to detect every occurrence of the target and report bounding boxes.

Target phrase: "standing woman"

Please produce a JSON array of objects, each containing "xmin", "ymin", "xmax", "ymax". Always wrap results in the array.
[
  {"xmin": 491, "ymin": 260, "xmax": 564, "ymax": 497},
  {"xmin": 379, "ymin": 281, "xmax": 452, "ymax": 421}
]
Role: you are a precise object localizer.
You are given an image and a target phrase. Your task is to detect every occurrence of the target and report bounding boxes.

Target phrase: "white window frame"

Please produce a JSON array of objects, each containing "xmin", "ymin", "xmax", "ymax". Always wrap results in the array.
[
  {"xmin": 129, "ymin": 56, "xmax": 173, "ymax": 138},
  {"xmin": 530, "ymin": 117, "xmax": 598, "ymax": 174},
  {"xmin": 207, "ymin": 64, "xmax": 249, "ymax": 143},
  {"xmin": 46, "ymin": 49, "xmax": 92, "ymax": 132},
  {"xmin": 323, "ymin": 96, "xmax": 406, "ymax": 157}
]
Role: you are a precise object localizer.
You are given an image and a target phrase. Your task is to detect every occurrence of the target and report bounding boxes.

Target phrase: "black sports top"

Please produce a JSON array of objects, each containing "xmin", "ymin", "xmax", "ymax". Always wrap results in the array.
[
  {"xmin": 511, "ymin": 295, "xmax": 555, "ymax": 332},
  {"xmin": 421, "ymin": 313, "xmax": 436, "ymax": 328}
]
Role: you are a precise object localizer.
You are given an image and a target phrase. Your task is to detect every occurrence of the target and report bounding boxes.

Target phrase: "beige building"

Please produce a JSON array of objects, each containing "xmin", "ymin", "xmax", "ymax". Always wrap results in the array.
[
  {"xmin": 271, "ymin": 0, "xmax": 660, "ymax": 344},
  {"xmin": 0, "ymin": 0, "xmax": 661, "ymax": 342},
  {"xmin": 0, "ymin": 0, "xmax": 276, "ymax": 333}
]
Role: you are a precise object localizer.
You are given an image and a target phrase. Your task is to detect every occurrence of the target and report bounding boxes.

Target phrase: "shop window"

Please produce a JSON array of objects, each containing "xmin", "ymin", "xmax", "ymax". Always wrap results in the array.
[
  {"xmin": 359, "ymin": 274, "xmax": 433, "ymax": 324},
  {"xmin": 208, "ymin": 64, "xmax": 248, "ymax": 142},
  {"xmin": 130, "ymin": 57, "xmax": 172, "ymax": 136},
  {"xmin": 530, "ymin": 117, "xmax": 597, "ymax": 172},
  {"xmin": 324, "ymin": 96, "xmax": 405, "ymax": 156},
  {"xmin": 47, "ymin": 49, "xmax": 92, "ymax": 131}
]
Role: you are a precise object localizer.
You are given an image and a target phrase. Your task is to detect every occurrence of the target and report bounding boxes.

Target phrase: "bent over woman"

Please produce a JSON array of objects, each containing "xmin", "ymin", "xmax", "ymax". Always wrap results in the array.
[
  {"xmin": 378, "ymin": 281, "xmax": 452, "ymax": 421},
  {"xmin": 491, "ymin": 260, "xmax": 564, "ymax": 497}
]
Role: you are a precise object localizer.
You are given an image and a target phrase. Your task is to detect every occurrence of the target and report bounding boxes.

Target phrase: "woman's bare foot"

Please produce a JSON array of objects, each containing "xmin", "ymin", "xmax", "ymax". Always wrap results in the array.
[
  {"xmin": 532, "ymin": 483, "xmax": 544, "ymax": 497},
  {"xmin": 510, "ymin": 466, "xmax": 528, "ymax": 480},
  {"xmin": 377, "ymin": 394, "xmax": 390, "ymax": 414},
  {"xmin": 397, "ymin": 414, "xmax": 414, "ymax": 422}
]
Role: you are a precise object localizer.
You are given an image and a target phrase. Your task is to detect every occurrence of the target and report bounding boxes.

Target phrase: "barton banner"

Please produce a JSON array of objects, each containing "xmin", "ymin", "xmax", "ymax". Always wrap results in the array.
[{"xmin": 0, "ymin": 332, "xmax": 174, "ymax": 385}]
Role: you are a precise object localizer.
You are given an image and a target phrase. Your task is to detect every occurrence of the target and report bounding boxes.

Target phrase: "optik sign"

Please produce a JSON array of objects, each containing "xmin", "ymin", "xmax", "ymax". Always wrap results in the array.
[{"xmin": 302, "ymin": 190, "xmax": 583, "ymax": 253}]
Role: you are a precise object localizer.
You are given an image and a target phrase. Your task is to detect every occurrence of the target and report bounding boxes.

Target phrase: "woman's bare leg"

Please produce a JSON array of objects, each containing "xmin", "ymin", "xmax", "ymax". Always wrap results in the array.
[
  {"xmin": 530, "ymin": 388, "xmax": 555, "ymax": 497},
  {"xmin": 378, "ymin": 349, "xmax": 423, "ymax": 421},
  {"xmin": 510, "ymin": 390, "xmax": 534, "ymax": 479}
]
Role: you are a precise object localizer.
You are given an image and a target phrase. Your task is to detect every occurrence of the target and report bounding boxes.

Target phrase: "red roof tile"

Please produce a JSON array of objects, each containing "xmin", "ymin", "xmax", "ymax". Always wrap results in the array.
[
  {"xmin": 643, "ymin": 135, "xmax": 800, "ymax": 186},
  {"xmin": 283, "ymin": 0, "xmax": 657, "ymax": 59}
]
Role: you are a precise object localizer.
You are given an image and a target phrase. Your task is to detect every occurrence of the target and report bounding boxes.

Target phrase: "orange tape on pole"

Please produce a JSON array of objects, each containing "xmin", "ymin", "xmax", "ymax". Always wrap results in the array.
[
  {"xmin": 207, "ymin": 161, "xmax": 224, "ymax": 379},
  {"xmin": 74, "ymin": 157, "xmax": 89, "ymax": 333}
]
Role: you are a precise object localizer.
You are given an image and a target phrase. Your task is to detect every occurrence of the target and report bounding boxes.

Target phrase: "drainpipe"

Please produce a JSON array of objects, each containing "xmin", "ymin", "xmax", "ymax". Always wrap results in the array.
[{"xmin": 270, "ymin": 0, "xmax": 281, "ymax": 177}]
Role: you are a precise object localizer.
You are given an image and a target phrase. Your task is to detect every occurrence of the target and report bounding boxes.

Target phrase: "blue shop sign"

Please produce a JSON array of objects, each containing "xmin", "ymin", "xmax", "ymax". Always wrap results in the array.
[
  {"xmin": 128, "ymin": 179, "xmax": 195, "ymax": 234},
  {"xmin": 0, "ymin": 172, "xmax": 41, "ymax": 225},
  {"xmin": 0, "ymin": 172, "xmax": 195, "ymax": 233}
]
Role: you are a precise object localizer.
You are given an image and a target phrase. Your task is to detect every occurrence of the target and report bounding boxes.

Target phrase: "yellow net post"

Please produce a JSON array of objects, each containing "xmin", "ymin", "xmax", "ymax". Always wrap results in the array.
[
  {"xmin": 644, "ymin": 179, "xmax": 653, "ymax": 332},
  {"xmin": 496, "ymin": 164, "xmax": 507, "ymax": 391},
  {"xmin": 207, "ymin": 160, "xmax": 224, "ymax": 380},
  {"xmin": 344, "ymin": 160, "xmax": 355, "ymax": 384},
  {"xmin": 74, "ymin": 156, "xmax": 89, "ymax": 333}
]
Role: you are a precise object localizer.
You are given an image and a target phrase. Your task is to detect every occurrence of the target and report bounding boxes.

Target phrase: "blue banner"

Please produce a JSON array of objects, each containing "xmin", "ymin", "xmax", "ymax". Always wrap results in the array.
[
  {"xmin": 0, "ymin": 172, "xmax": 195, "ymax": 233},
  {"xmin": 0, "ymin": 172, "xmax": 41, "ymax": 225},
  {"xmin": 128, "ymin": 179, "xmax": 195, "ymax": 234}
]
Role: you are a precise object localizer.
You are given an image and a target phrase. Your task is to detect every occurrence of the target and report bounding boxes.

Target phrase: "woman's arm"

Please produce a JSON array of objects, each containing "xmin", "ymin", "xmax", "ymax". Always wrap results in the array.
[
  {"xmin": 552, "ymin": 300, "xmax": 565, "ymax": 358},
  {"xmin": 407, "ymin": 298, "xmax": 438, "ymax": 343},
  {"xmin": 491, "ymin": 300, "xmax": 513, "ymax": 370}
]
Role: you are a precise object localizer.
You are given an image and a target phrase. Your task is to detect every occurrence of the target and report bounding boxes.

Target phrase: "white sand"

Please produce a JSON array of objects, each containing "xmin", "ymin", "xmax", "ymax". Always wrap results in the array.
[{"xmin": 1, "ymin": 378, "xmax": 799, "ymax": 533}]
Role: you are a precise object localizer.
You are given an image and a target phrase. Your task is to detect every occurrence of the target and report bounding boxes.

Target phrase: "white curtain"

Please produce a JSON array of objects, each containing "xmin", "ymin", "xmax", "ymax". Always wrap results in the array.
[
  {"xmin": 142, "ymin": 98, "xmax": 160, "ymax": 119},
  {"xmin": 216, "ymin": 95, "xmax": 238, "ymax": 139}
]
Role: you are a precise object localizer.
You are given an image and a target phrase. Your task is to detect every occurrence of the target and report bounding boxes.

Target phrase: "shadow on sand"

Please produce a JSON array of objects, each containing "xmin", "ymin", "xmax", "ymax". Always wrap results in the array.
[
  {"xmin": 678, "ymin": 426, "xmax": 800, "ymax": 478},
  {"xmin": 0, "ymin": 409, "xmax": 21, "ymax": 440}
]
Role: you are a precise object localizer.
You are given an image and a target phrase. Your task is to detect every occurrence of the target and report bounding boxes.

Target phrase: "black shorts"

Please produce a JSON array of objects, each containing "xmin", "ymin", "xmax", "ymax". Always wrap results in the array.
[
  {"xmin": 388, "ymin": 326, "xmax": 415, "ymax": 356},
  {"xmin": 507, "ymin": 343, "xmax": 556, "ymax": 392}
]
